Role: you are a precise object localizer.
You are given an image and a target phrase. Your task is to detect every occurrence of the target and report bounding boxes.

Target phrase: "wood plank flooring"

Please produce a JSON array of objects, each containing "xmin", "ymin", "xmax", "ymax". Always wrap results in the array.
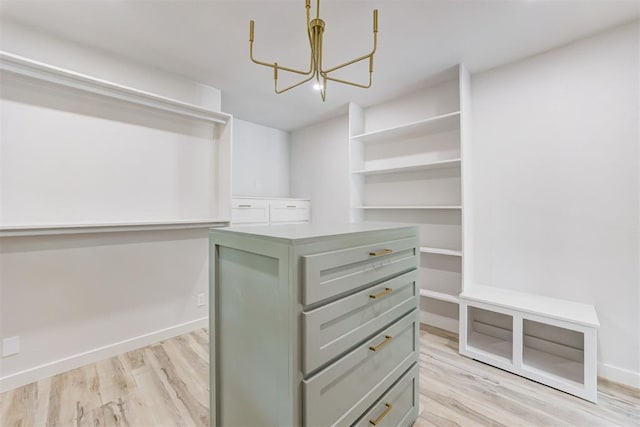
[{"xmin": 0, "ymin": 326, "xmax": 638, "ymax": 426}]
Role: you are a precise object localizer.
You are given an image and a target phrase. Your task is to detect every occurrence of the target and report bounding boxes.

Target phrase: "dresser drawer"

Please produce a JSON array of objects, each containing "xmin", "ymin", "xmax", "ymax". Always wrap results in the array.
[
  {"xmin": 353, "ymin": 364, "xmax": 419, "ymax": 427},
  {"xmin": 302, "ymin": 270, "xmax": 418, "ymax": 374},
  {"xmin": 303, "ymin": 310, "xmax": 419, "ymax": 427},
  {"xmin": 231, "ymin": 199, "xmax": 269, "ymax": 224},
  {"xmin": 302, "ymin": 237, "xmax": 418, "ymax": 306},
  {"xmin": 269, "ymin": 200, "xmax": 310, "ymax": 223}
]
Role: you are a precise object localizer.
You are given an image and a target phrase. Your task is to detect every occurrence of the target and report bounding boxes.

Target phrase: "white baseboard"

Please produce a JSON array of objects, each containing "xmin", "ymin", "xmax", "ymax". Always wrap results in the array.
[
  {"xmin": 0, "ymin": 317, "xmax": 208, "ymax": 393},
  {"xmin": 599, "ymin": 362, "xmax": 640, "ymax": 389},
  {"xmin": 420, "ymin": 311, "xmax": 459, "ymax": 334}
]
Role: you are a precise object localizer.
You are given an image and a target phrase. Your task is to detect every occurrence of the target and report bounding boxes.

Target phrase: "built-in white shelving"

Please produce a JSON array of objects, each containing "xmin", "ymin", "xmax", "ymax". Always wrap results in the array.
[
  {"xmin": 420, "ymin": 247, "xmax": 463, "ymax": 257},
  {"xmin": 350, "ymin": 111, "xmax": 460, "ymax": 143},
  {"xmin": 0, "ymin": 219, "xmax": 229, "ymax": 237},
  {"xmin": 352, "ymin": 158, "xmax": 461, "ymax": 175},
  {"xmin": 355, "ymin": 205, "xmax": 462, "ymax": 210},
  {"xmin": 0, "ymin": 51, "xmax": 233, "ymax": 229},
  {"xmin": 348, "ymin": 65, "xmax": 471, "ymax": 334},
  {"xmin": 419, "ymin": 289, "xmax": 459, "ymax": 304},
  {"xmin": 459, "ymin": 284, "xmax": 599, "ymax": 402},
  {"xmin": 0, "ymin": 51, "xmax": 230, "ymax": 124}
]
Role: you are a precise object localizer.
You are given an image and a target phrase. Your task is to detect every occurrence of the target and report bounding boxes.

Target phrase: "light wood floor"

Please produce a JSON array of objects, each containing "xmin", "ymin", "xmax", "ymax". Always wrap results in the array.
[{"xmin": 1, "ymin": 326, "xmax": 638, "ymax": 426}]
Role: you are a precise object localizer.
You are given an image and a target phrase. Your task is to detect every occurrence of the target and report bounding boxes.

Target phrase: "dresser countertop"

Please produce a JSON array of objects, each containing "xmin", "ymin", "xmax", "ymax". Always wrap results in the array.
[{"xmin": 211, "ymin": 222, "xmax": 417, "ymax": 243}]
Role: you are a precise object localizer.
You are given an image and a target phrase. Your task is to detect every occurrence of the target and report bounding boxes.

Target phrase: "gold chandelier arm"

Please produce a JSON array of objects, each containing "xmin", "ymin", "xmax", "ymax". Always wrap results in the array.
[
  {"xmin": 249, "ymin": 20, "xmax": 314, "ymax": 76},
  {"xmin": 274, "ymin": 64, "xmax": 318, "ymax": 94},
  {"xmin": 323, "ymin": 71, "xmax": 372, "ymax": 89},
  {"xmin": 321, "ymin": 9, "xmax": 378, "ymax": 74},
  {"xmin": 320, "ymin": 53, "xmax": 373, "ymax": 89},
  {"xmin": 320, "ymin": 75, "xmax": 327, "ymax": 101}
]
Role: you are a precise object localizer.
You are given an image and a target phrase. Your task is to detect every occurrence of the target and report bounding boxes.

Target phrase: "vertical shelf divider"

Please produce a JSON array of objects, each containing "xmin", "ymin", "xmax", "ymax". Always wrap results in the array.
[
  {"xmin": 513, "ymin": 314, "xmax": 524, "ymax": 369},
  {"xmin": 349, "ymin": 102, "xmax": 365, "ymax": 224},
  {"xmin": 459, "ymin": 63, "xmax": 473, "ymax": 295}
]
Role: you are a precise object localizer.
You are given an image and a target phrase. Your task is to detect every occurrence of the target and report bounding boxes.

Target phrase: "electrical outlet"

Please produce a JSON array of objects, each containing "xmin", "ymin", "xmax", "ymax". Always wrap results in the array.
[
  {"xmin": 2, "ymin": 336, "xmax": 20, "ymax": 358},
  {"xmin": 197, "ymin": 293, "xmax": 206, "ymax": 307}
]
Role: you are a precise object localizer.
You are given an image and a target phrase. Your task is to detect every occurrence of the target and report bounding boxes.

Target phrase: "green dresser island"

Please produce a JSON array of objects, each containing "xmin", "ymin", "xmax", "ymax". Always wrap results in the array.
[{"xmin": 209, "ymin": 223, "xmax": 420, "ymax": 426}]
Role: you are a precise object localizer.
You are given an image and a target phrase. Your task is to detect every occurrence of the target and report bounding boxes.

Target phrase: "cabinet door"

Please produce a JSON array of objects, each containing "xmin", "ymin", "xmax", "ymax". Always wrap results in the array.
[
  {"xmin": 231, "ymin": 199, "xmax": 269, "ymax": 224},
  {"xmin": 269, "ymin": 200, "xmax": 310, "ymax": 223}
]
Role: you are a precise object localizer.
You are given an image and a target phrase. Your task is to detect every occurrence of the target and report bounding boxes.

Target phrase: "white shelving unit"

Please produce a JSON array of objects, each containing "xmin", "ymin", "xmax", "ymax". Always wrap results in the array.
[
  {"xmin": 0, "ymin": 51, "xmax": 233, "ymax": 227},
  {"xmin": 355, "ymin": 205, "xmax": 462, "ymax": 210},
  {"xmin": 420, "ymin": 247, "xmax": 463, "ymax": 257},
  {"xmin": 419, "ymin": 289, "xmax": 459, "ymax": 304},
  {"xmin": 0, "ymin": 51, "xmax": 229, "ymax": 124},
  {"xmin": 348, "ymin": 65, "xmax": 471, "ymax": 332},
  {"xmin": 0, "ymin": 219, "xmax": 229, "ymax": 237},
  {"xmin": 459, "ymin": 285, "xmax": 599, "ymax": 402},
  {"xmin": 350, "ymin": 111, "xmax": 461, "ymax": 143},
  {"xmin": 351, "ymin": 158, "xmax": 462, "ymax": 176}
]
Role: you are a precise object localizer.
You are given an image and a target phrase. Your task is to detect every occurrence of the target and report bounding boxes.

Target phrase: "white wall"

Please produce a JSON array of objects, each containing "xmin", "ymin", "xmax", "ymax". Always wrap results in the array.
[
  {"xmin": 290, "ymin": 116, "xmax": 350, "ymax": 223},
  {"xmin": 471, "ymin": 21, "xmax": 640, "ymax": 387},
  {"xmin": 233, "ymin": 119, "xmax": 290, "ymax": 198},
  {"xmin": 0, "ymin": 22, "xmax": 221, "ymax": 391},
  {"xmin": 0, "ymin": 231, "xmax": 209, "ymax": 391}
]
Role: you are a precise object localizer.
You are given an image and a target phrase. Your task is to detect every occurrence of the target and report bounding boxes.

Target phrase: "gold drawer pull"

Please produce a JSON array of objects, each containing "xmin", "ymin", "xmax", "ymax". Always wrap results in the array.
[
  {"xmin": 238, "ymin": 204, "xmax": 252, "ymax": 208},
  {"xmin": 369, "ymin": 403, "xmax": 393, "ymax": 425},
  {"xmin": 369, "ymin": 287, "xmax": 392, "ymax": 299},
  {"xmin": 369, "ymin": 249, "xmax": 393, "ymax": 257},
  {"xmin": 369, "ymin": 335, "xmax": 392, "ymax": 352}
]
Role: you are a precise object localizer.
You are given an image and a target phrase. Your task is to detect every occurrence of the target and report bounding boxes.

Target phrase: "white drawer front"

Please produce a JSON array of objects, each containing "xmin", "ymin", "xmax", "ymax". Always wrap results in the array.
[
  {"xmin": 353, "ymin": 364, "xmax": 419, "ymax": 427},
  {"xmin": 231, "ymin": 199, "xmax": 269, "ymax": 224},
  {"xmin": 302, "ymin": 270, "xmax": 418, "ymax": 374},
  {"xmin": 303, "ymin": 310, "xmax": 419, "ymax": 427},
  {"xmin": 302, "ymin": 237, "xmax": 419, "ymax": 306},
  {"xmin": 269, "ymin": 200, "xmax": 310, "ymax": 223}
]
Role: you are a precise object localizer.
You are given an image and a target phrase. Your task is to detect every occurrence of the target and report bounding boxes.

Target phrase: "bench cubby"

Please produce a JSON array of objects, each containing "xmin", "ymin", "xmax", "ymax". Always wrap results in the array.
[{"xmin": 459, "ymin": 285, "xmax": 599, "ymax": 403}]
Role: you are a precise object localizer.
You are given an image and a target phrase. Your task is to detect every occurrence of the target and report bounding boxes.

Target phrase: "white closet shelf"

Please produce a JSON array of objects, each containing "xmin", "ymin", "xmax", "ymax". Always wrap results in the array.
[
  {"xmin": 352, "ymin": 158, "xmax": 462, "ymax": 175},
  {"xmin": 420, "ymin": 247, "xmax": 463, "ymax": 256},
  {"xmin": 350, "ymin": 111, "xmax": 460, "ymax": 143},
  {"xmin": 0, "ymin": 51, "xmax": 231, "ymax": 125},
  {"xmin": 419, "ymin": 289, "xmax": 459, "ymax": 304},
  {"xmin": 0, "ymin": 219, "xmax": 229, "ymax": 237},
  {"xmin": 461, "ymin": 285, "xmax": 600, "ymax": 328},
  {"xmin": 355, "ymin": 205, "xmax": 462, "ymax": 210}
]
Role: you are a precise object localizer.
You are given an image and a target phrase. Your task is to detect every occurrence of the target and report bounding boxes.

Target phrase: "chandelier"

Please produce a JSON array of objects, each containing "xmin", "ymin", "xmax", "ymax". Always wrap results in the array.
[{"xmin": 249, "ymin": 0, "xmax": 378, "ymax": 101}]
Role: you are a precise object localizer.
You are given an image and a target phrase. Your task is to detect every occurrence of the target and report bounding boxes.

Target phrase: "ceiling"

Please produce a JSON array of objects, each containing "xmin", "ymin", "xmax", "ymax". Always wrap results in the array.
[{"xmin": 1, "ymin": 0, "xmax": 638, "ymax": 131}]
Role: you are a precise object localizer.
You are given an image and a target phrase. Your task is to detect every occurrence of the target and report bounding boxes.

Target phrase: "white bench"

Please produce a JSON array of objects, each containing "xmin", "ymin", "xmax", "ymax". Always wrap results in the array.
[{"xmin": 459, "ymin": 285, "xmax": 599, "ymax": 403}]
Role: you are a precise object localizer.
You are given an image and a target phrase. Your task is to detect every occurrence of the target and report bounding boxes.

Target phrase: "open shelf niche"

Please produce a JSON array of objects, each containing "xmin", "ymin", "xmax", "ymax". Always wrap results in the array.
[
  {"xmin": 348, "ymin": 65, "xmax": 472, "ymax": 332},
  {"xmin": 466, "ymin": 306, "xmax": 514, "ymax": 365}
]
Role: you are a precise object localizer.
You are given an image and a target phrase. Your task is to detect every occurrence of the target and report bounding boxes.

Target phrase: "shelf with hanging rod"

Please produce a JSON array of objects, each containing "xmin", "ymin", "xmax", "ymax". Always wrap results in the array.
[{"xmin": 0, "ymin": 51, "xmax": 230, "ymax": 124}]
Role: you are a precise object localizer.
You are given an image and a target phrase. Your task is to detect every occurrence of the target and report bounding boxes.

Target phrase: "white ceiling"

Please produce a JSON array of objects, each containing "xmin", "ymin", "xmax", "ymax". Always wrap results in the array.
[{"xmin": 1, "ymin": 0, "xmax": 639, "ymax": 131}]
